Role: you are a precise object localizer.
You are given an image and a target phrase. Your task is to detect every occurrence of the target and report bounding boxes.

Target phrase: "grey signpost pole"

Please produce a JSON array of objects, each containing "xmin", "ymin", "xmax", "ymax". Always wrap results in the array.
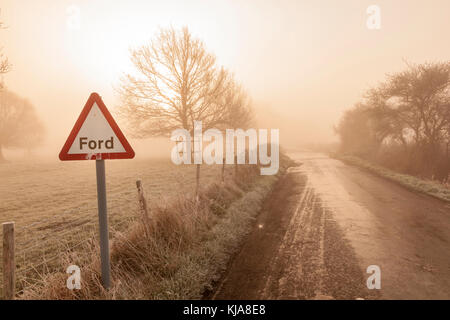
[
  {"xmin": 59, "ymin": 93, "xmax": 135, "ymax": 289},
  {"xmin": 96, "ymin": 159, "xmax": 111, "ymax": 289}
]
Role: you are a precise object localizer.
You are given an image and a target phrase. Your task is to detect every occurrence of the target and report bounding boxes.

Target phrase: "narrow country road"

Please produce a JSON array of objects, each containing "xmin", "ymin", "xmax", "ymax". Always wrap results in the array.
[{"xmin": 212, "ymin": 152, "xmax": 450, "ymax": 300}]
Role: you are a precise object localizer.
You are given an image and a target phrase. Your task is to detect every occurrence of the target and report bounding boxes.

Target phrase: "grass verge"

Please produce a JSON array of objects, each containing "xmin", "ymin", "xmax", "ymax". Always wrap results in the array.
[
  {"xmin": 19, "ymin": 161, "xmax": 290, "ymax": 299},
  {"xmin": 334, "ymin": 154, "xmax": 450, "ymax": 203}
]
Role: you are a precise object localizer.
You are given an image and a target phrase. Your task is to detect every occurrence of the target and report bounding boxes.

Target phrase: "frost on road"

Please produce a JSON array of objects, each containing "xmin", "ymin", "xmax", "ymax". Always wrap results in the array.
[{"xmin": 213, "ymin": 152, "xmax": 450, "ymax": 300}]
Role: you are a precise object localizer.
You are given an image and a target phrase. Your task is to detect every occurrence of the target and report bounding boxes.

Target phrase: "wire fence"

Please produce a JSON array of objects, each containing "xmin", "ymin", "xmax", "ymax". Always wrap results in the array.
[
  {"xmin": 0, "ymin": 200, "xmax": 140, "ymax": 298},
  {"xmin": 0, "ymin": 163, "xmax": 229, "ymax": 298}
]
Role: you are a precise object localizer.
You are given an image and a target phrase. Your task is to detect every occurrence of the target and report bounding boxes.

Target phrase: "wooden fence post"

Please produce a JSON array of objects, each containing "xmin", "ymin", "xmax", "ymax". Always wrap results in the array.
[
  {"xmin": 222, "ymin": 157, "xmax": 225, "ymax": 183},
  {"xmin": 3, "ymin": 222, "xmax": 15, "ymax": 300},
  {"xmin": 136, "ymin": 180, "xmax": 150, "ymax": 225},
  {"xmin": 195, "ymin": 164, "xmax": 201, "ymax": 197}
]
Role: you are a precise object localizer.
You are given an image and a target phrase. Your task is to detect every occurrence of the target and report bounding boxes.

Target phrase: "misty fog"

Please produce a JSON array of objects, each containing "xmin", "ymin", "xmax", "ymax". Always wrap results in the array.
[{"xmin": 1, "ymin": 0, "xmax": 450, "ymax": 159}]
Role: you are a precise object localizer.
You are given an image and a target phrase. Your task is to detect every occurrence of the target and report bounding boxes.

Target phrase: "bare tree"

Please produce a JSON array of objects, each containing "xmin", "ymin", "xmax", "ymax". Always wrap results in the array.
[
  {"xmin": 117, "ymin": 26, "xmax": 252, "ymax": 192},
  {"xmin": 0, "ymin": 90, "xmax": 45, "ymax": 161},
  {"xmin": 0, "ymin": 13, "xmax": 12, "ymax": 84},
  {"xmin": 0, "ymin": 49, "xmax": 9, "ymax": 76},
  {"xmin": 336, "ymin": 61, "xmax": 450, "ymax": 179},
  {"xmin": 118, "ymin": 26, "xmax": 250, "ymax": 136},
  {"xmin": 381, "ymin": 62, "xmax": 450, "ymax": 150},
  {"xmin": 0, "ymin": 50, "xmax": 9, "ymax": 76},
  {"xmin": 222, "ymin": 82, "xmax": 253, "ymax": 130}
]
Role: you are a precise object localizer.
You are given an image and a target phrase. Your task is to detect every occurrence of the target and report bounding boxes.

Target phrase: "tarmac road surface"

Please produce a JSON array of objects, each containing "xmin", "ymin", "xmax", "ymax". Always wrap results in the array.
[{"xmin": 212, "ymin": 152, "xmax": 450, "ymax": 300}]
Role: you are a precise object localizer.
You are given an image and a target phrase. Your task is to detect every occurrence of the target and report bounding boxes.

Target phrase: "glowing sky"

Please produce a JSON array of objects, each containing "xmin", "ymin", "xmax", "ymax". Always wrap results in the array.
[{"xmin": 1, "ymin": 0, "xmax": 450, "ymax": 154}]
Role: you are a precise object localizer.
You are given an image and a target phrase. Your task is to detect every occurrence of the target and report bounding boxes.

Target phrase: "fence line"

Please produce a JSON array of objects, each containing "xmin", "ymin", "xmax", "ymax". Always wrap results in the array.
[
  {"xmin": 16, "ymin": 238, "xmax": 94, "ymax": 276},
  {"xmin": 1, "ymin": 207, "xmax": 138, "ymax": 299},
  {"xmin": 2, "ymin": 166, "xmax": 227, "ymax": 299},
  {"xmin": 16, "ymin": 212, "xmax": 134, "ymax": 257},
  {"xmin": 14, "ymin": 200, "xmax": 139, "ymax": 236},
  {"xmin": 16, "ymin": 203, "xmax": 137, "ymax": 240},
  {"xmin": 16, "ymin": 215, "xmax": 96, "ymax": 249},
  {"xmin": 14, "ymin": 205, "xmax": 91, "ymax": 233}
]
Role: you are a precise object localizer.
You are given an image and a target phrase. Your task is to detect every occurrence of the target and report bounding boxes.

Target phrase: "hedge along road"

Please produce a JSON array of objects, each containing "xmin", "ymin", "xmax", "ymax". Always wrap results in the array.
[{"xmin": 212, "ymin": 152, "xmax": 450, "ymax": 300}]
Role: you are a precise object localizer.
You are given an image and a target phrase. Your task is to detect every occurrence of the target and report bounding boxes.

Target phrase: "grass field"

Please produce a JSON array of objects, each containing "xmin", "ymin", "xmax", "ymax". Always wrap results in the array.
[{"xmin": 0, "ymin": 158, "xmax": 224, "ymax": 295}]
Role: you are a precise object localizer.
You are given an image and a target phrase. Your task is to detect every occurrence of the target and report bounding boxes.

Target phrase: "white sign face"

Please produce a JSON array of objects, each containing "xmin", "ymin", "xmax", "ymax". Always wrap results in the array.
[
  {"xmin": 60, "ymin": 92, "xmax": 135, "ymax": 161},
  {"xmin": 67, "ymin": 102, "xmax": 126, "ymax": 155}
]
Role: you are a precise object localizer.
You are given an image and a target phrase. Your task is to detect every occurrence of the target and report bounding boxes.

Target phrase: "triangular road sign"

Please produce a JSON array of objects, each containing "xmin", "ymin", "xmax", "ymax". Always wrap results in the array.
[{"xmin": 59, "ymin": 92, "xmax": 135, "ymax": 161}]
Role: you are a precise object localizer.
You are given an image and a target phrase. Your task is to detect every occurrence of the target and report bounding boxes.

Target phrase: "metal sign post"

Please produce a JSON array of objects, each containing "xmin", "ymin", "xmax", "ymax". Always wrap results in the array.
[
  {"xmin": 59, "ymin": 93, "xmax": 135, "ymax": 290},
  {"xmin": 96, "ymin": 159, "xmax": 110, "ymax": 289}
]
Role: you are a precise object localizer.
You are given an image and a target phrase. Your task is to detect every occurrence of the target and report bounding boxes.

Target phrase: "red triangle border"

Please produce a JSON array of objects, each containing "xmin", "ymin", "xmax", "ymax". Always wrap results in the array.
[{"xmin": 59, "ymin": 92, "xmax": 135, "ymax": 161}]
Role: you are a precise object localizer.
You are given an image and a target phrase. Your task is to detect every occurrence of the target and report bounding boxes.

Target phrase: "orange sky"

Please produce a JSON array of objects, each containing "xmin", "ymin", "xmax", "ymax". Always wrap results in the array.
[{"xmin": 1, "ymin": 0, "xmax": 450, "ymax": 156}]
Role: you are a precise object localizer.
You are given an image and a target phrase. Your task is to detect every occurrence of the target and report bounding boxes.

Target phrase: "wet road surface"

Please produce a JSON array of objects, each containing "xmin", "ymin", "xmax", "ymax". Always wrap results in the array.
[{"xmin": 212, "ymin": 152, "xmax": 450, "ymax": 300}]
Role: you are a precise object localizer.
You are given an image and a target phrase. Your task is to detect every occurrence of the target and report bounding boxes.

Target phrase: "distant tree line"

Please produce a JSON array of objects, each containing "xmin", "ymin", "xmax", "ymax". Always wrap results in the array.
[
  {"xmin": 336, "ymin": 61, "xmax": 450, "ymax": 181},
  {"xmin": 0, "ymin": 90, "xmax": 45, "ymax": 161},
  {"xmin": 0, "ymin": 11, "xmax": 45, "ymax": 161}
]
